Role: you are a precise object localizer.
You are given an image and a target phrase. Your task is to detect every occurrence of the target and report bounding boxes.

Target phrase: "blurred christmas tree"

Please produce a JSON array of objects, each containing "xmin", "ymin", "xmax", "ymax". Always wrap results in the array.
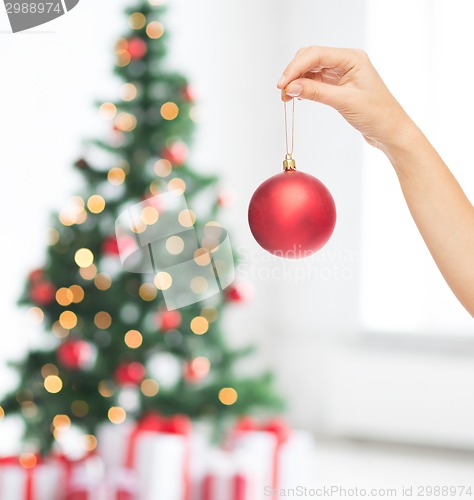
[{"xmin": 1, "ymin": 0, "xmax": 282, "ymax": 453}]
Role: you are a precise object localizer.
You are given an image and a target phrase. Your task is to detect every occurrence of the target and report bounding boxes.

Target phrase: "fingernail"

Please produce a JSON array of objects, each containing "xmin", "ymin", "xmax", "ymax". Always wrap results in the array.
[
  {"xmin": 286, "ymin": 83, "xmax": 302, "ymax": 97},
  {"xmin": 277, "ymin": 74, "xmax": 286, "ymax": 87}
]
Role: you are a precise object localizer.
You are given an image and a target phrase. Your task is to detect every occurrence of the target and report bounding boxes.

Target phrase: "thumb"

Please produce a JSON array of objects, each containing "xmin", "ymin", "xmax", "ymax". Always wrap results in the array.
[{"xmin": 284, "ymin": 79, "xmax": 348, "ymax": 110}]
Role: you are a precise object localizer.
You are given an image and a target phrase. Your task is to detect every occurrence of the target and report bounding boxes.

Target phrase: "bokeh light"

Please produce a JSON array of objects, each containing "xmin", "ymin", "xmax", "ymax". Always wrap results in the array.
[
  {"xmin": 191, "ymin": 356, "xmax": 211, "ymax": 377},
  {"xmin": 154, "ymin": 272, "xmax": 172, "ymax": 290},
  {"xmin": 190, "ymin": 276, "xmax": 209, "ymax": 294},
  {"xmin": 19, "ymin": 453, "xmax": 37, "ymax": 469},
  {"xmin": 108, "ymin": 406, "xmax": 126, "ymax": 424},
  {"xmin": 56, "ymin": 287, "xmax": 73, "ymax": 306},
  {"xmin": 108, "ymin": 167, "xmax": 126, "ymax": 185},
  {"xmin": 129, "ymin": 12, "xmax": 146, "ymax": 30},
  {"xmin": 70, "ymin": 285, "xmax": 85, "ymax": 303},
  {"xmin": 94, "ymin": 311, "xmax": 112, "ymax": 330},
  {"xmin": 79, "ymin": 264, "xmax": 97, "ymax": 281},
  {"xmin": 141, "ymin": 206, "xmax": 159, "ymax": 225},
  {"xmin": 146, "ymin": 21, "xmax": 164, "ymax": 39},
  {"xmin": 115, "ymin": 112, "xmax": 137, "ymax": 132},
  {"xmin": 154, "ymin": 159, "xmax": 172, "ymax": 177},
  {"xmin": 194, "ymin": 248, "xmax": 211, "ymax": 266},
  {"xmin": 190, "ymin": 316, "xmax": 209, "ymax": 335},
  {"xmin": 44, "ymin": 375, "xmax": 63, "ymax": 394},
  {"xmin": 166, "ymin": 235, "xmax": 184, "ymax": 255},
  {"xmin": 167, "ymin": 178, "xmax": 186, "ymax": 194},
  {"xmin": 124, "ymin": 329, "xmax": 143, "ymax": 349},
  {"xmin": 98, "ymin": 381, "xmax": 115, "ymax": 398},
  {"xmin": 99, "ymin": 102, "xmax": 117, "ymax": 120},
  {"xmin": 141, "ymin": 378, "xmax": 159, "ymax": 397},
  {"xmin": 75, "ymin": 248, "xmax": 94, "ymax": 268},
  {"xmin": 139, "ymin": 283, "xmax": 158, "ymax": 301},
  {"xmin": 87, "ymin": 195, "xmax": 106, "ymax": 214},
  {"xmin": 218, "ymin": 387, "xmax": 238, "ymax": 405},
  {"xmin": 0, "ymin": 406, "xmax": 4, "ymax": 420},
  {"xmin": 83, "ymin": 434, "xmax": 97, "ymax": 452},
  {"xmin": 59, "ymin": 311, "xmax": 78, "ymax": 330},
  {"xmin": 120, "ymin": 83, "xmax": 138, "ymax": 102},
  {"xmin": 178, "ymin": 209, "xmax": 195, "ymax": 228},
  {"xmin": 201, "ymin": 305, "xmax": 219, "ymax": 323},
  {"xmin": 53, "ymin": 414, "xmax": 71, "ymax": 430},
  {"xmin": 27, "ymin": 307, "xmax": 44, "ymax": 325},
  {"xmin": 71, "ymin": 400, "xmax": 89, "ymax": 417},
  {"xmin": 160, "ymin": 101, "xmax": 179, "ymax": 120},
  {"xmin": 41, "ymin": 364, "xmax": 58, "ymax": 378},
  {"xmin": 95, "ymin": 273, "xmax": 112, "ymax": 291}
]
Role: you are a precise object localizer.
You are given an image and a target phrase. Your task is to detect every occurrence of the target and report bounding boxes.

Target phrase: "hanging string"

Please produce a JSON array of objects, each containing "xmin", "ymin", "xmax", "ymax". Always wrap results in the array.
[{"xmin": 284, "ymin": 94, "xmax": 295, "ymax": 157}]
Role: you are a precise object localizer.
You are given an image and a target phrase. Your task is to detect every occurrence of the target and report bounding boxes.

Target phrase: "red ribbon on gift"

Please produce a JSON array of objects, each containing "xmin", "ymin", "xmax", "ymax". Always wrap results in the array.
[
  {"xmin": 0, "ymin": 455, "xmax": 42, "ymax": 500},
  {"xmin": 51, "ymin": 451, "xmax": 96, "ymax": 498},
  {"xmin": 234, "ymin": 417, "xmax": 290, "ymax": 492},
  {"xmin": 125, "ymin": 412, "xmax": 191, "ymax": 500},
  {"xmin": 202, "ymin": 472, "xmax": 249, "ymax": 500}
]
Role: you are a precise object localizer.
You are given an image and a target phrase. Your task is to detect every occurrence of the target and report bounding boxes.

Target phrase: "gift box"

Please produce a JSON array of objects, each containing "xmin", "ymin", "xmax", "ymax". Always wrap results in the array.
[
  {"xmin": 98, "ymin": 412, "xmax": 191, "ymax": 500},
  {"xmin": 200, "ymin": 449, "xmax": 255, "ymax": 500},
  {"xmin": 0, "ymin": 455, "xmax": 63, "ymax": 500},
  {"xmin": 229, "ymin": 418, "xmax": 316, "ymax": 496}
]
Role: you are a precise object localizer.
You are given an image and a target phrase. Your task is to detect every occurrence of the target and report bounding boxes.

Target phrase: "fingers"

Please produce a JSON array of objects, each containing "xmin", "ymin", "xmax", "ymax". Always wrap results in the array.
[
  {"xmin": 277, "ymin": 46, "xmax": 366, "ymax": 90},
  {"xmin": 281, "ymin": 78, "xmax": 350, "ymax": 109}
]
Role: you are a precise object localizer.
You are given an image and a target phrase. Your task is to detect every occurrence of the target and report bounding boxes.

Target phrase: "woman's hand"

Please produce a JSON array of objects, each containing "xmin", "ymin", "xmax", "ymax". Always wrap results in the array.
[{"xmin": 277, "ymin": 46, "xmax": 414, "ymax": 150}]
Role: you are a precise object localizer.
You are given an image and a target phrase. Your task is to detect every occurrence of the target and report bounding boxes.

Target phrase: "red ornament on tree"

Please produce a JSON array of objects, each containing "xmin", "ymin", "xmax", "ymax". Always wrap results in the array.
[
  {"xmin": 156, "ymin": 310, "xmax": 182, "ymax": 331},
  {"xmin": 161, "ymin": 141, "xmax": 188, "ymax": 166},
  {"xmin": 101, "ymin": 236, "xmax": 120, "ymax": 255},
  {"xmin": 114, "ymin": 362, "xmax": 146, "ymax": 386},
  {"xmin": 248, "ymin": 161, "xmax": 336, "ymax": 259},
  {"xmin": 225, "ymin": 283, "xmax": 253, "ymax": 303},
  {"xmin": 181, "ymin": 85, "xmax": 196, "ymax": 102},
  {"xmin": 30, "ymin": 281, "xmax": 56, "ymax": 306},
  {"xmin": 128, "ymin": 38, "xmax": 147, "ymax": 60},
  {"xmin": 183, "ymin": 356, "xmax": 210, "ymax": 384},
  {"xmin": 57, "ymin": 339, "xmax": 94, "ymax": 370}
]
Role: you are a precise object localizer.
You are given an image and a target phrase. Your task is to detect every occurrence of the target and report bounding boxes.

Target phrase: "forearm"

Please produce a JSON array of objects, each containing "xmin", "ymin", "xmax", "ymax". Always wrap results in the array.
[{"xmin": 382, "ymin": 120, "xmax": 474, "ymax": 316}]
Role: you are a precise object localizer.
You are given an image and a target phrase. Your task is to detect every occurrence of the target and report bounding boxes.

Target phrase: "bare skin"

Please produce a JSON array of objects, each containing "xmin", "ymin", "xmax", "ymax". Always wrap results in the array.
[{"xmin": 278, "ymin": 46, "xmax": 474, "ymax": 317}]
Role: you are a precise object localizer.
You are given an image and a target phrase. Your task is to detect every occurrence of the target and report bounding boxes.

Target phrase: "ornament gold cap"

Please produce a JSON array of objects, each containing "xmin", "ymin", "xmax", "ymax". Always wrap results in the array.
[{"xmin": 283, "ymin": 154, "xmax": 296, "ymax": 171}]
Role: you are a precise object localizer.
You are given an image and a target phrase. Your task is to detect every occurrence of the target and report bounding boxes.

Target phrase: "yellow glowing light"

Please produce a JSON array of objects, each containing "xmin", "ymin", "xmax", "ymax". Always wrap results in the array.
[
  {"xmin": 205, "ymin": 221, "xmax": 222, "ymax": 228},
  {"xmin": 120, "ymin": 83, "xmax": 138, "ymax": 102},
  {"xmin": 87, "ymin": 195, "xmax": 106, "ymax": 214},
  {"xmin": 149, "ymin": 181, "xmax": 160, "ymax": 195},
  {"xmin": 166, "ymin": 235, "xmax": 184, "ymax": 255},
  {"xmin": 27, "ymin": 307, "xmax": 44, "ymax": 325},
  {"xmin": 98, "ymin": 381, "xmax": 115, "ymax": 398},
  {"xmin": 75, "ymin": 209, "xmax": 88, "ymax": 225},
  {"xmin": 108, "ymin": 167, "xmax": 126, "ymax": 186},
  {"xmin": 69, "ymin": 285, "xmax": 85, "ymax": 303},
  {"xmin": 44, "ymin": 375, "xmax": 63, "ymax": 394},
  {"xmin": 129, "ymin": 12, "xmax": 146, "ymax": 30},
  {"xmin": 201, "ymin": 305, "xmax": 219, "ymax": 323},
  {"xmin": 125, "ymin": 329, "xmax": 143, "ymax": 349},
  {"xmin": 99, "ymin": 102, "xmax": 117, "ymax": 120},
  {"xmin": 168, "ymin": 178, "xmax": 186, "ymax": 194},
  {"xmin": 141, "ymin": 379, "xmax": 159, "ymax": 397},
  {"xmin": 154, "ymin": 159, "xmax": 172, "ymax": 177},
  {"xmin": 191, "ymin": 276, "xmax": 208, "ymax": 294},
  {"xmin": 53, "ymin": 414, "xmax": 71, "ymax": 429},
  {"xmin": 84, "ymin": 434, "xmax": 97, "ymax": 452},
  {"xmin": 129, "ymin": 219, "xmax": 147, "ymax": 234},
  {"xmin": 95, "ymin": 273, "xmax": 112, "ymax": 291},
  {"xmin": 41, "ymin": 364, "xmax": 59, "ymax": 378},
  {"xmin": 160, "ymin": 101, "xmax": 179, "ymax": 120},
  {"xmin": 116, "ymin": 50, "xmax": 131, "ymax": 68},
  {"xmin": 52, "ymin": 321, "xmax": 69, "ymax": 339},
  {"xmin": 154, "ymin": 272, "xmax": 172, "ymax": 290},
  {"xmin": 178, "ymin": 209, "xmax": 195, "ymax": 228},
  {"xmin": 71, "ymin": 400, "xmax": 89, "ymax": 417},
  {"xmin": 146, "ymin": 21, "xmax": 164, "ymax": 39},
  {"xmin": 49, "ymin": 228, "xmax": 60, "ymax": 245},
  {"xmin": 94, "ymin": 311, "xmax": 112, "ymax": 330},
  {"xmin": 0, "ymin": 406, "xmax": 4, "ymax": 420},
  {"xmin": 115, "ymin": 112, "xmax": 137, "ymax": 132},
  {"xmin": 218, "ymin": 387, "xmax": 238, "ymax": 406},
  {"xmin": 19, "ymin": 453, "xmax": 37, "ymax": 469},
  {"xmin": 108, "ymin": 406, "xmax": 126, "ymax": 424},
  {"xmin": 139, "ymin": 283, "xmax": 158, "ymax": 301},
  {"xmin": 141, "ymin": 206, "xmax": 159, "ymax": 225},
  {"xmin": 59, "ymin": 311, "xmax": 78, "ymax": 330},
  {"xmin": 190, "ymin": 316, "xmax": 209, "ymax": 335},
  {"xmin": 149, "ymin": 0, "xmax": 165, "ymax": 5},
  {"xmin": 56, "ymin": 287, "xmax": 74, "ymax": 306},
  {"xmin": 75, "ymin": 248, "xmax": 94, "ymax": 268},
  {"xmin": 79, "ymin": 264, "xmax": 97, "ymax": 281},
  {"xmin": 59, "ymin": 211, "xmax": 75, "ymax": 227},
  {"xmin": 194, "ymin": 248, "xmax": 211, "ymax": 266}
]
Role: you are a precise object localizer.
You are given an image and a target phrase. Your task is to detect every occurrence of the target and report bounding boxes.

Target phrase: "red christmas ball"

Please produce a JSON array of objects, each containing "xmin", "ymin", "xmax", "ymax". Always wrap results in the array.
[
  {"xmin": 128, "ymin": 38, "xmax": 147, "ymax": 60},
  {"xmin": 248, "ymin": 170, "xmax": 336, "ymax": 258},
  {"xmin": 114, "ymin": 362, "xmax": 145, "ymax": 386},
  {"xmin": 225, "ymin": 283, "xmax": 253, "ymax": 303},
  {"xmin": 101, "ymin": 236, "xmax": 119, "ymax": 255},
  {"xmin": 30, "ymin": 281, "xmax": 56, "ymax": 305},
  {"xmin": 57, "ymin": 340, "xmax": 93, "ymax": 370},
  {"xmin": 182, "ymin": 85, "xmax": 196, "ymax": 102},
  {"xmin": 157, "ymin": 310, "xmax": 182, "ymax": 331},
  {"xmin": 183, "ymin": 357, "xmax": 210, "ymax": 384},
  {"xmin": 28, "ymin": 268, "xmax": 44, "ymax": 283}
]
